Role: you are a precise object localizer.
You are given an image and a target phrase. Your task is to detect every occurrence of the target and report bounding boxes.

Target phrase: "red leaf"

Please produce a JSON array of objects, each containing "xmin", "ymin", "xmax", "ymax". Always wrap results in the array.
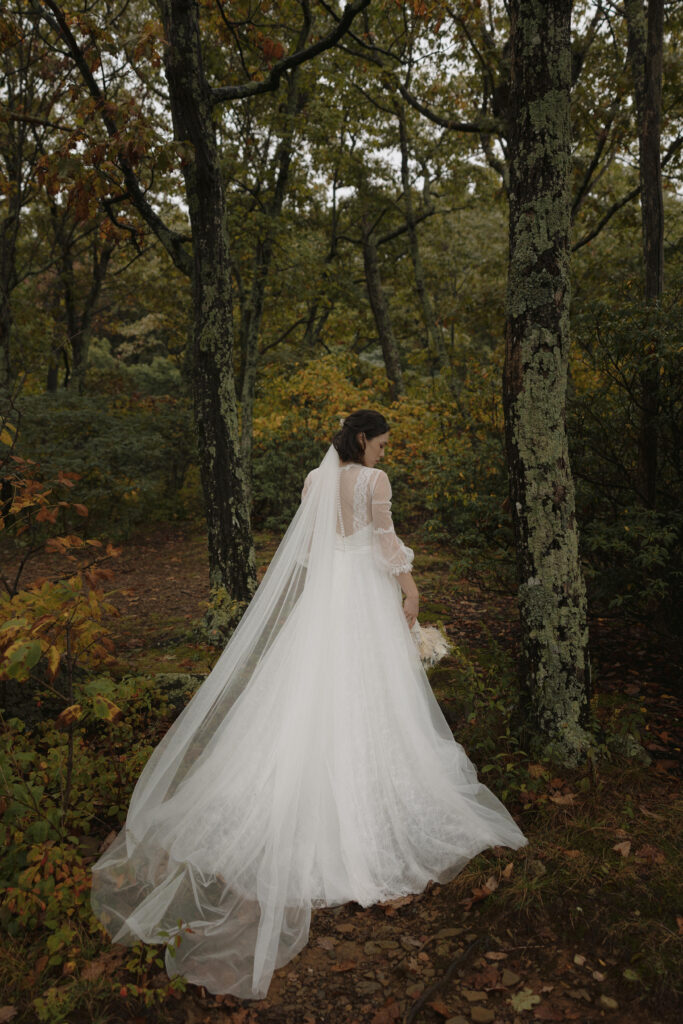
[{"xmin": 427, "ymin": 998, "xmax": 452, "ymax": 1017}]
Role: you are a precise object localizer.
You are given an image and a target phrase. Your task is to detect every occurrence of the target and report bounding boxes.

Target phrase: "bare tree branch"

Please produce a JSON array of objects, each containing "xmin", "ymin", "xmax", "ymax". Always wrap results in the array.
[
  {"xmin": 573, "ymin": 134, "xmax": 682, "ymax": 250},
  {"xmin": 211, "ymin": 0, "xmax": 372, "ymax": 104},
  {"xmin": 396, "ymin": 81, "xmax": 498, "ymax": 135}
]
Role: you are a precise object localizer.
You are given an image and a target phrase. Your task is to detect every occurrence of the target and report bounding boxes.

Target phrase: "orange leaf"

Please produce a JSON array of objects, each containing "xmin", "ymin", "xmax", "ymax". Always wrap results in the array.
[{"xmin": 427, "ymin": 998, "xmax": 452, "ymax": 1017}]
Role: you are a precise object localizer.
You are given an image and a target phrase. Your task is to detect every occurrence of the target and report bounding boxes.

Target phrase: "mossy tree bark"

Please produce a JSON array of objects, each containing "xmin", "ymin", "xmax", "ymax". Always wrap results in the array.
[
  {"xmin": 159, "ymin": 0, "xmax": 256, "ymax": 600},
  {"xmin": 504, "ymin": 0, "xmax": 592, "ymax": 763},
  {"xmin": 625, "ymin": 0, "xmax": 664, "ymax": 509}
]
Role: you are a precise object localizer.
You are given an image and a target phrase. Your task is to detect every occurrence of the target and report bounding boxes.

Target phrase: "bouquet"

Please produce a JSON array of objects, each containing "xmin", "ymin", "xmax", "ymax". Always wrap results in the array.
[{"xmin": 410, "ymin": 621, "xmax": 451, "ymax": 669}]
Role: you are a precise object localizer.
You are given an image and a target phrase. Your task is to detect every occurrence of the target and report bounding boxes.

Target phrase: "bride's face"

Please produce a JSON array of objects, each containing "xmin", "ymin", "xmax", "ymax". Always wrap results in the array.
[{"xmin": 361, "ymin": 431, "xmax": 389, "ymax": 467}]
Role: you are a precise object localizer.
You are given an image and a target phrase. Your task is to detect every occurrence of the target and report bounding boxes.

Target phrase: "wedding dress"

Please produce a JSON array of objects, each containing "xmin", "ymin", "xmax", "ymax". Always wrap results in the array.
[{"xmin": 91, "ymin": 445, "xmax": 527, "ymax": 999}]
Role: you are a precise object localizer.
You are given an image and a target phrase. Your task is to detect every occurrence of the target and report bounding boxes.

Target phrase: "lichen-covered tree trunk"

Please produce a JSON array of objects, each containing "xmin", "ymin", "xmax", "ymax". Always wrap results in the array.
[
  {"xmin": 362, "ymin": 232, "xmax": 404, "ymax": 399},
  {"xmin": 503, "ymin": 0, "xmax": 592, "ymax": 763},
  {"xmin": 160, "ymin": 0, "xmax": 255, "ymax": 600},
  {"xmin": 625, "ymin": 0, "xmax": 664, "ymax": 509}
]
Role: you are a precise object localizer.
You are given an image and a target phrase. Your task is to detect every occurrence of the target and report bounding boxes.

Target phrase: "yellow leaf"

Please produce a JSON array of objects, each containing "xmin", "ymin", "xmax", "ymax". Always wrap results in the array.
[
  {"xmin": 46, "ymin": 645, "xmax": 60, "ymax": 680},
  {"xmin": 93, "ymin": 695, "xmax": 122, "ymax": 722},
  {"xmin": 56, "ymin": 704, "xmax": 82, "ymax": 729}
]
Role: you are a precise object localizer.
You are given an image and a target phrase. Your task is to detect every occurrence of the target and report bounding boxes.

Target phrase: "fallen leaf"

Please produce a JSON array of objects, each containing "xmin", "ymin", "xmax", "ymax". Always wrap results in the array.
[
  {"xmin": 316, "ymin": 936, "xmax": 337, "ymax": 950},
  {"xmin": 511, "ymin": 988, "xmax": 541, "ymax": 1011},
  {"xmin": 573, "ymin": 954, "xmax": 587, "ymax": 967},
  {"xmin": 635, "ymin": 844, "xmax": 665, "ymax": 864},
  {"xmin": 563, "ymin": 849, "xmax": 582, "ymax": 858},
  {"xmin": 484, "ymin": 950, "xmax": 508, "ymax": 961},
  {"xmin": 381, "ymin": 893, "xmax": 416, "ymax": 915},
  {"xmin": 470, "ymin": 1008, "xmax": 495, "ymax": 1024},
  {"xmin": 549, "ymin": 792, "xmax": 576, "ymax": 806},
  {"xmin": 371, "ymin": 1001, "xmax": 401, "ymax": 1024},
  {"xmin": 330, "ymin": 960, "xmax": 357, "ymax": 973},
  {"xmin": 528, "ymin": 764, "xmax": 546, "ymax": 778},
  {"xmin": 612, "ymin": 840, "xmax": 631, "ymax": 857},
  {"xmin": 501, "ymin": 861, "xmax": 514, "ymax": 880},
  {"xmin": 0, "ymin": 1009, "xmax": 17, "ymax": 1023},
  {"xmin": 460, "ymin": 876, "xmax": 498, "ymax": 910},
  {"xmin": 567, "ymin": 988, "xmax": 592, "ymax": 1002},
  {"xmin": 81, "ymin": 949, "xmax": 126, "ymax": 981},
  {"xmin": 462, "ymin": 989, "xmax": 487, "ymax": 1003},
  {"xmin": 533, "ymin": 1002, "xmax": 566, "ymax": 1020},
  {"xmin": 472, "ymin": 965, "xmax": 502, "ymax": 989},
  {"xmin": 426, "ymin": 998, "xmax": 452, "ymax": 1017}
]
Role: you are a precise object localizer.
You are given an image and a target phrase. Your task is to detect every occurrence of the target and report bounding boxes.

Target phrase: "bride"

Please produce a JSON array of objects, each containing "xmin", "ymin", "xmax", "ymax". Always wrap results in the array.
[{"xmin": 91, "ymin": 409, "xmax": 527, "ymax": 1000}]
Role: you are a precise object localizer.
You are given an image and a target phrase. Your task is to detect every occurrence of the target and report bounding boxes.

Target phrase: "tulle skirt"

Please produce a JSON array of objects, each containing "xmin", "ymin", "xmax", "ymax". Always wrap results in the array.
[{"xmin": 91, "ymin": 528, "xmax": 527, "ymax": 998}]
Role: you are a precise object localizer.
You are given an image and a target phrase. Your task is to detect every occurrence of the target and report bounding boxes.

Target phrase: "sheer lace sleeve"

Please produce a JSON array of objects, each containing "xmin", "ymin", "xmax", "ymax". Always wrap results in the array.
[{"xmin": 371, "ymin": 471, "xmax": 414, "ymax": 575}]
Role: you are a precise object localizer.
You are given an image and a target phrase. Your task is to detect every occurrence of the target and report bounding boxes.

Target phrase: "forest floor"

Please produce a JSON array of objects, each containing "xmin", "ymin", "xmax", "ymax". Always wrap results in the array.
[{"xmin": 3, "ymin": 521, "xmax": 682, "ymax": 1024}]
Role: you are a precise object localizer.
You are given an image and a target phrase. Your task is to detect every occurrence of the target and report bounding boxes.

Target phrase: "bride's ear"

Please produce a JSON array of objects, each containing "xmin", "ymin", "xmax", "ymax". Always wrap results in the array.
[{"xmin": 356, "ymin": 431, "xmax": 366, "ymax": 452}]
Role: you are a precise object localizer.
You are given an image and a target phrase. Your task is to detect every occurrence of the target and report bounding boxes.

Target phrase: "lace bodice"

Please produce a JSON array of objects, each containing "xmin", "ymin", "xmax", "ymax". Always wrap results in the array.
[{"xmin": 302, "ymin": 464, "xmax": 414, "ymax": 576}]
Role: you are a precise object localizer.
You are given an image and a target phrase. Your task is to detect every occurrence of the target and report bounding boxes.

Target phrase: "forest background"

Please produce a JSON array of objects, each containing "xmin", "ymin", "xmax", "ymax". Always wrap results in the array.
[{"xmin": 0, "ymin": 1, "xmax": 682, "ymax": 1023}]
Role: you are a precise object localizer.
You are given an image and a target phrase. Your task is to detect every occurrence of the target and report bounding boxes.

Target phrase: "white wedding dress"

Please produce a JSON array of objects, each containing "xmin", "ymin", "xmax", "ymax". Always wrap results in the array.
[{"xmin": 91, "ymin": 449, "xmax": 527, "ymax": 999}]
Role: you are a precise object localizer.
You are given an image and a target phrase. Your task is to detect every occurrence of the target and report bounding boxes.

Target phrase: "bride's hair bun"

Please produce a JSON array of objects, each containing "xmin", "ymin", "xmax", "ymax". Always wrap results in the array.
[{"xmin": 332, "ymin": 410, "xmax": 389, "ymax": 463}]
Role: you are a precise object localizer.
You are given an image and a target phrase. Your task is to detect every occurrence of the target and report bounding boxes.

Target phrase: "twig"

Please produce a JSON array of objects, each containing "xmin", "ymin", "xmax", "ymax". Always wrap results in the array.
[{"xmin": 403, "ymin": 935, "xmax": 485, "ymax": 1024}]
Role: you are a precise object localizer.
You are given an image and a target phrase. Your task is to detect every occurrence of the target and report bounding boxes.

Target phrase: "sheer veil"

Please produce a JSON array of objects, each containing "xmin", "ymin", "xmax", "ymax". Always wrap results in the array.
[
  {"xmin": 91, "ymin": 440, "xmax": 528, "ymax": 999},
  {"xmin": 91, "ymin": 444, "xmax": 343, "ymax": 997}
]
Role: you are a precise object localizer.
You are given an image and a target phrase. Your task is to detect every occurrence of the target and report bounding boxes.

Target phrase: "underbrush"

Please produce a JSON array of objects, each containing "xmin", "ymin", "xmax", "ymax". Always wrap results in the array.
[
  {"xmin": 0, "ymin": 673, "xmax": 197, "ymax": 1022},
  {"xmin": 428, "ymin": 638, "xmax": 682, "ymax": 1013}
]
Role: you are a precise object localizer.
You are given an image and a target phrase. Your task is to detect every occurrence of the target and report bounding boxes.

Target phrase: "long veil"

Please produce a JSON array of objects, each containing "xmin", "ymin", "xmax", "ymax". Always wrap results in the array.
[{"xmin": 91, "ymin": 444, "xmax": 342, "ymax": 997}]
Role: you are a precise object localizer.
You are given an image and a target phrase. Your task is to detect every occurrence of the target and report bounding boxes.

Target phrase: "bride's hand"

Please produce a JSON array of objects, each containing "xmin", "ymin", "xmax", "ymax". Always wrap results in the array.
[{"xmin": 403, "ymin": 594, "xmax": 419, "ymax": 629}]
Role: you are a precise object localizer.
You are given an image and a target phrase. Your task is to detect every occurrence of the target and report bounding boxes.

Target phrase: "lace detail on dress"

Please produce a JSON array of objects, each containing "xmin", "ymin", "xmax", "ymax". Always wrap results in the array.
[
  {"xmin": 370, "ymin": 470, "xmax": 414, "ymax": 576},
  {"xmin": 352, "ymin": 468, "xmax": 373, "ymax": 534},
  {"xmin": 307, "ymin": 464, "xmax": 413, "ymax": 575}
]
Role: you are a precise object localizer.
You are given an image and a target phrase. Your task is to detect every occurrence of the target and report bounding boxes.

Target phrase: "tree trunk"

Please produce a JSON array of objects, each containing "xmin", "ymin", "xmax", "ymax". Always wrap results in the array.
[
  {"xmin": 0, "ymin": 164, "xmax": 21, "ymax": 389},
  {"xmin": 503, "ymin": 0, "xmax": 592, "ymax": 763},
  {"xmin": 49, "ymin": 200, "xmax": 115, "ymax": 391},
  {"xmin": 239, "ymin": 67, "xmax": 303, "ymax": 493},
  {"xmin": 0, "ymin": 285, "xmax": 13, "ymax": 389},
  {"xmin": 625, "ymin": 0, "xmax": 664, "ymax": 509},
  {"xmin": 160, "ymin": 0, "xmax": 256, "ymax": 600},
  {"xmin": 397, "ymin": 110, "xmax": 448, "ymax": 370},
  {"xmin": 362, "ymin": 232, "xmax": 404, "ymax": 399}
]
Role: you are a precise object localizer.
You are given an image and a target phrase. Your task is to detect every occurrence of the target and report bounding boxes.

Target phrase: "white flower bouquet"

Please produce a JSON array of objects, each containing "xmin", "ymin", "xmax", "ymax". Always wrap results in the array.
[{"xmin": 410, "ymin": 621, "xmax": 451, "ymax": 669}]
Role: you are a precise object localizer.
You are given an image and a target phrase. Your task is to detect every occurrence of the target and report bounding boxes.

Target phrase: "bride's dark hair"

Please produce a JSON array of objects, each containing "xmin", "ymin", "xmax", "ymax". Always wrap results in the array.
[{"xmin": 333, "ymin": 410, "xmax": 389, "ymax": 463}]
